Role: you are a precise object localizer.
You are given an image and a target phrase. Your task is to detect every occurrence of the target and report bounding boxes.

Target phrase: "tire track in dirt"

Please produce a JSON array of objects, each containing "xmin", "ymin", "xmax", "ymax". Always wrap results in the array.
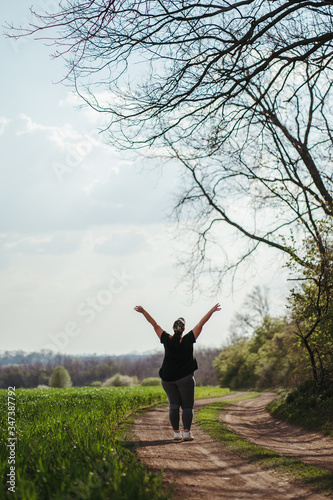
[
  {"xmin": 222, "ymin": 392, "xmax": 333, "ymax": 473},
  {"xmin": 133, "ymin": 393, "xmax": 328, "ymax": 499}
]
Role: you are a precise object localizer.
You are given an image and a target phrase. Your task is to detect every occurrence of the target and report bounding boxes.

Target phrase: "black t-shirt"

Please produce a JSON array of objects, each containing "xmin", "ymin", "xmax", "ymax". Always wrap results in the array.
[{"xmin": 159, "ymin": 330, "xmax": 198, "ymax": 382}]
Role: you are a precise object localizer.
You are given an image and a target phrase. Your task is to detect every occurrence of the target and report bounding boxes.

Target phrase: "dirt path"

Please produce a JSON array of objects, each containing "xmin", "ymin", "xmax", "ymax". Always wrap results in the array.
[
  {"xmin": 222, "ymin": 392, "xmax": 333, "ymax": 473},
  {"xmin": 132, "ymin": 393, "xmax": 329, "ymax": 499}
]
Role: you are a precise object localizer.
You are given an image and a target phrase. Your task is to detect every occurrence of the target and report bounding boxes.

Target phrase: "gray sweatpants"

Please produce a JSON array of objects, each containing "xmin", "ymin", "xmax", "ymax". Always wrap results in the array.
[{"xmin": 161, "ymin": 373, "xmax": 195, "ymax": 431}]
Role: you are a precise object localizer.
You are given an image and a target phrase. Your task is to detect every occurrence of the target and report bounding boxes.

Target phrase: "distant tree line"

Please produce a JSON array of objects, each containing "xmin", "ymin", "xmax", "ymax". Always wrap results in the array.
[
  {"xmin": 0, "ymin": 348, "xmax": 219, "ymax": 388},
  {"xmin": 117, "ymin": 349, "xmax": 220, "ymax": 386},
  {"xmin": 0, "ymin": 354, "xmax": 117, "ymax": 388}
]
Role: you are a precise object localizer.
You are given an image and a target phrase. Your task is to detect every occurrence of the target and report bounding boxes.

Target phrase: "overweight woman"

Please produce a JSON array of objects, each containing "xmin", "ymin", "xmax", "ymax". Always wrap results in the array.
[{"xmin": 134, "ymin": 303, "xmax": 221, "ymax": 441}]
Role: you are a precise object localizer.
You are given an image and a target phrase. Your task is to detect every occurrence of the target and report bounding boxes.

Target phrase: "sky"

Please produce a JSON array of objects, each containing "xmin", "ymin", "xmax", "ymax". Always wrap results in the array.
[{"xmin": 0, "ymin": 2, "xmax": 291, "ymax": 357}]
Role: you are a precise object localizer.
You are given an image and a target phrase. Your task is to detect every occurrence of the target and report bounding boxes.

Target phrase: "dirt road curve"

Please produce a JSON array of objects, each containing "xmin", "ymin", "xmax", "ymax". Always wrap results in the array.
[
  {"xmin": 133, "ymin": 393, "xmax": 330, "ymax": 499},
  {"xmin": 222, "ymin": 392, "xmax": 333, "ymax": 473}
]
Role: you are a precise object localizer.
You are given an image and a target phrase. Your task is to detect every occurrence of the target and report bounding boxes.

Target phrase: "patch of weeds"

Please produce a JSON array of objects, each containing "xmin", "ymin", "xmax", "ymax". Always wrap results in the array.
[{"xmin": 268, "ymin": 380, "xmax": 333, "ymax": 436}]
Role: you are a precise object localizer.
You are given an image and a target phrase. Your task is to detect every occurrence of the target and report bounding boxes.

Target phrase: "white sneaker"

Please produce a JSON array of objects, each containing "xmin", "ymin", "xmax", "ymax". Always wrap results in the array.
[
  {"xmin": 183, "ymin": 431, "xmax": 194, "ymax": 441},
  {"xmin": 173, "ymin": 431, "xmax": 182, "ymax": 440}
]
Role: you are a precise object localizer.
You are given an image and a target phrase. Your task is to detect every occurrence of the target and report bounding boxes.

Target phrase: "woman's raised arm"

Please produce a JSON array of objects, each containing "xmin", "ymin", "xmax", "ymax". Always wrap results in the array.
[
  {"xmin": 192, "ymin": 303, "xmax": 221, "ymax": 339},
  {"xmin": 134, "ymin": 305, "xmax": 164, "ymax": 338}
]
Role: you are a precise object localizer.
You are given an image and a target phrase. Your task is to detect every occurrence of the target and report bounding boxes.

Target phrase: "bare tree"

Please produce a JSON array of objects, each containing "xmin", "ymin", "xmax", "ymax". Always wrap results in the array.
[
  {"xmin": 229, "ymin": 286, "xmax": 270, "ymax": 340},
  {"xmin": 7, "ymin": 1, "xmax": 333, "ymax": 285}
]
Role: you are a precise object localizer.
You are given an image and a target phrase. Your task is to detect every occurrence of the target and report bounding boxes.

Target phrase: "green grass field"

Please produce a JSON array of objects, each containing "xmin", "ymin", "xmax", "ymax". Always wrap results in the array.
[{"xmin": 0, "ymin": 386, "xmax": 230, "ymax": 499}]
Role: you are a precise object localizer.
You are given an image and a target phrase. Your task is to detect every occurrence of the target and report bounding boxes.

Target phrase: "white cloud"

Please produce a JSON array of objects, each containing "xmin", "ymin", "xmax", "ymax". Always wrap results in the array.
[
  {"xmin": 15, "ymin": 113, "xmax": 110, "ymax": 154},
  {"xmin": 0, "ymin": 117, "xmax": 9, "ymax": 135},
  {"xmin": 58, "ymin": 93, "xmax": 83, "ymax": 108},
  {"xmin": 3, "ymin": 233, "xmax": 82, "ymax": 255},
  {"xmin": 0, "ymin": 114, "xmax": 175, "ymax": 233},
  {"xmin": 93, "ymin": 229, "xmax": 151, "ymax": 256},
  {"xmin": 58, "ymin": 90, "xmax": 116, "ymax": 126}
]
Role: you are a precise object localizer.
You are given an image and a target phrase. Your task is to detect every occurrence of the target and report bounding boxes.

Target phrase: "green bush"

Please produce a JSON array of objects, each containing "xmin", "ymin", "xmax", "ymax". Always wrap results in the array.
[
  {"xmin": 214, "ymin": 316, "xmax": 310, "ymax": 390},
  {"xmin": 91, "ymin": 380, "xmax": 102, "ymax": 387},
  {"xmin": 141, "ymin": 377, "xmax": 161, "ymax": 386},
  {"xmin": 49, "ymin": 366, "xmax": 72, "ymax": 388},
  {"xmin": 103, "ymin": 373, "xmax": 138, "ymax": 387}
]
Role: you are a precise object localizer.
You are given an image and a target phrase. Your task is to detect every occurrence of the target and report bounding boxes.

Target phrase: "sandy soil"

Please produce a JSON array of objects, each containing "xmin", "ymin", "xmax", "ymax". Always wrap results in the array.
[{"xmin": 132, "ymin": 393, "xmax": 331, "ymax": 499}]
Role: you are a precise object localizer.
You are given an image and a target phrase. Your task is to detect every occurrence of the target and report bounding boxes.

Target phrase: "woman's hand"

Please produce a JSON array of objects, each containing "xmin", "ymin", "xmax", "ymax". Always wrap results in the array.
[
  {"xmin": 193, "ymin": 302, "xmax": 221, "ymax": 339},
  {"xmin": 134, "ymin": 305, "xmax": 163, "ymax": 338}
]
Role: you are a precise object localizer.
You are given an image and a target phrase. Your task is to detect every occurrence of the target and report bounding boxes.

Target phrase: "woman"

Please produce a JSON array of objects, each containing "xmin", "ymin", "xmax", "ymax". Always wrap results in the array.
[{"xmin": 134, "ymin": 303, "xmax": 221, "ymax": 441}]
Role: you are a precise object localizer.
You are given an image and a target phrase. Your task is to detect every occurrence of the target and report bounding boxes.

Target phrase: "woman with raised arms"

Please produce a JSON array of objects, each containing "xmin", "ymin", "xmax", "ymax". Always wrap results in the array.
[{"xmin": 134, "ymin": 303, "xmax": 221, "ymax": 441}]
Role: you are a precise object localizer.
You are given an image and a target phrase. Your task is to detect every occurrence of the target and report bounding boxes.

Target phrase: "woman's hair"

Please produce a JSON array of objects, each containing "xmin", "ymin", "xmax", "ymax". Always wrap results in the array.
[
  {"xmin": 173, "ymin": 317, "xmax": 185, "ymax": 333},
  {"xmin": 171, "ymin": 318, "xmax": 185, "ymax": 349}
]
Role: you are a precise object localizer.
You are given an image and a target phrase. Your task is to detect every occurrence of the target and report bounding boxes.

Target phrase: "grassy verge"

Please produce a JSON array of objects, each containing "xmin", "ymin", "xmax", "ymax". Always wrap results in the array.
[
  {"xmin": 195, "ymin": 386, "xmax": 231, "ymax": 399},
  {"xmin": 268, "ymin": 382, "xmax": 333, "ymax": 436},
  {"xmin": 196, "ymin": 394, "xmax": 333, "ymax": 495}
]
